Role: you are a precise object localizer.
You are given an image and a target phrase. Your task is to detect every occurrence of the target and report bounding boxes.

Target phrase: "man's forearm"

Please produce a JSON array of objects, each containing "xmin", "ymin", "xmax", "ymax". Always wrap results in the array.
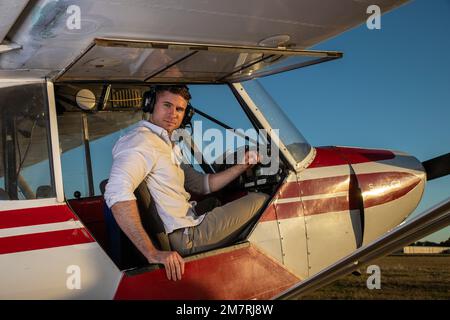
[
  {"xmin": 110, "ymin": 200, "xmax": 158, "ymax": 260},
  {"xmin": 208, "ymin": 164, "xmax": 249, "ymax": 193}
]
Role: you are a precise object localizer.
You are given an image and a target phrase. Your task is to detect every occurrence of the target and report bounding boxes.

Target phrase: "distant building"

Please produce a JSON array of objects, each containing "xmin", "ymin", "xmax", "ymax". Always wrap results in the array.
[{"xmin": 403, "ymin": 246, "xmax": 450, "ymax": 254}]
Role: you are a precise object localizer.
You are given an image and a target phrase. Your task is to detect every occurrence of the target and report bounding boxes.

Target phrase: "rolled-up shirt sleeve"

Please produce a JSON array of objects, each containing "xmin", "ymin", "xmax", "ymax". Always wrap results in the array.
[
  {"xmin": 181, "ymin": 163, "xmax": 211, "ymax": 195},
  {"xmin": 104, "ymin": 133, "xmax": 155, "ymax": 208}
]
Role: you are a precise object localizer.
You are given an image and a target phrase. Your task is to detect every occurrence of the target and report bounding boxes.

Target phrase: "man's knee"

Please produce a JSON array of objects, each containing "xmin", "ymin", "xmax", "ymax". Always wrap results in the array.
[
  {"xmin": 246, "ymin": 192, "xmax": 270, "ymax": 211},
  {"xmin": 248, "ymin": 191, "xmax": 270, "ymax": 202}
]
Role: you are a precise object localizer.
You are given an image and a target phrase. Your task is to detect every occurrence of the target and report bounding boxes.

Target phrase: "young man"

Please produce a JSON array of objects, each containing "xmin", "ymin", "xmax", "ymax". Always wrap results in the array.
[{"xmin": 104, "ymin": 85, "xmax": 268, "ymax": 281}]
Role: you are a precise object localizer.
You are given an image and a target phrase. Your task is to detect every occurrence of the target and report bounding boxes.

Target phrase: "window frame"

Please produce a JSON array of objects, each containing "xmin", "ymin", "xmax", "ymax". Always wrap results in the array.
[{"xmin": 0, "ymin": 80, "xmax": 63, "ymax": 210}]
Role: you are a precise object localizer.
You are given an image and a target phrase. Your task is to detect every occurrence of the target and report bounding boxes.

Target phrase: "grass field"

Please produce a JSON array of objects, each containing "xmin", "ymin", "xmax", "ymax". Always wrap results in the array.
[{"xmin": 300, "ymin": 255, "xmax": 450, "ymax": 300}]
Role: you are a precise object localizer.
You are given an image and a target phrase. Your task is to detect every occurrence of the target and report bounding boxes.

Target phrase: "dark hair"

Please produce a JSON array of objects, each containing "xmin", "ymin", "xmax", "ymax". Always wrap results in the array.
[{"xmin": 155, "ymin": 85, "xmax": 191, "ymax": 103}]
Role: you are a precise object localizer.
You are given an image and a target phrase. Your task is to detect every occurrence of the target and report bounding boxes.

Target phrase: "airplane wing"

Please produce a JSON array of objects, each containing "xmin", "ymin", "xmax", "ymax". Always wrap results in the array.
[
  {"xmin": 273, "ymin": 196, "xmax": 450, "ymax": 299},
  {"xmin": 0, "ymin": 1, "xmax": 29, "ymax": 53},
  {"xmin": 1, "ymin": 0, "xmax": 409, "ymax": 79}
]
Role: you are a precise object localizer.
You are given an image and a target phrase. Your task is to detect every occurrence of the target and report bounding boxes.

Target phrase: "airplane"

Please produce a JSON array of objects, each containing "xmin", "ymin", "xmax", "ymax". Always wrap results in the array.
[{"xmin": 0, "ymin": 0, "xmax": 449, "ymax": 299}]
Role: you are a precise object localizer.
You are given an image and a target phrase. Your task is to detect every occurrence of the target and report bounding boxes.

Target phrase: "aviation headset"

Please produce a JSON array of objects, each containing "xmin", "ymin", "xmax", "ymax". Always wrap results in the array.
[{"xmin": 142, "ymin": 85, "xmax": 195, "ymax": 129}]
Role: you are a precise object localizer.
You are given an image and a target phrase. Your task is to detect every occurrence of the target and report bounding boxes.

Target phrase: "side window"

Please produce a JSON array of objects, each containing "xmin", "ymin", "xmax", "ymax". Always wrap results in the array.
[
  {"xmin": 57, "ymin": 113, "xmax": 90, "ymax": 198},
  {"xmin": 0, "ymin": 83, "xmax": 55, "ymax": 201},
  {"xmin": 182, "ymin": 84, "xmax": 258, "ymax": 170},
  {"xmin": 58, "ymin": 111, "xmax": 142, "ymax": 198},
  {"xmin": 88, "ymin": 112, "xmax": 142, "ymax": 195}
]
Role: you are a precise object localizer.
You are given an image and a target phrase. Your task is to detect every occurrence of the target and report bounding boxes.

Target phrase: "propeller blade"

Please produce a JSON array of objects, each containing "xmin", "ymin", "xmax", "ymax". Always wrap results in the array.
[{"xmin": 422, "ymin": 153, "xmax": 450, "ymax": 181}]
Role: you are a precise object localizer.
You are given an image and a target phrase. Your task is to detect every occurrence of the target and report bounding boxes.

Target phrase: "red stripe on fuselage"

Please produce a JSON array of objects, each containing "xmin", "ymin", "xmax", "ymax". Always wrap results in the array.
[
  {"xmin": 259, "ymin": 203, "xmax": 277, "ymax": 222},
  {"xmin": 307, "ymin": 147, "xmax": 348, "ymax": 168},
  {"xmin": 357, "ymin": 172, "xmax": 421, "ymax": 208},
  {"xmin": 259, "ymin": 171, "xmax": 420, "ymax": 221},
  {"xmin": 308, "ymin": 147, "xmax": 395, "ymax": 168},
  {"xmin": 277, "ymin": 181, "xmax": 299, "ymax": 199},
  {"xmin": 276, "ymin": 176, "xmax": 353, "ymax": 201},
  {"xmin": 335, "ymin": 147, "xmax": 395, "ymax": 164},
  {"xmin": 0, "ymin": 228, "xmax": 95, "ymax": 254},
  {"xmin": 0, "ymin": 205, "xmax": 78, "ymax": 229},
  {"xmin": 274, "ymin": 202, "xmax": 304, "ymax": 220}
]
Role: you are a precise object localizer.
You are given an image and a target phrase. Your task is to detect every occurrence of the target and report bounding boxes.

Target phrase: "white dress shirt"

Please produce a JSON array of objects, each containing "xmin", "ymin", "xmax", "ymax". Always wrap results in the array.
[{"xmin": 104, "ymin": 120, "xmax": 209, "ymax": 234}]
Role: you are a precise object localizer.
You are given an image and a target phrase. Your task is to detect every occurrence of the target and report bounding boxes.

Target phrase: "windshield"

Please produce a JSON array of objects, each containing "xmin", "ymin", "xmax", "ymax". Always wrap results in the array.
[{"xmin": 240, "ymin": 79, "xmax": 312, "ymax": 165}]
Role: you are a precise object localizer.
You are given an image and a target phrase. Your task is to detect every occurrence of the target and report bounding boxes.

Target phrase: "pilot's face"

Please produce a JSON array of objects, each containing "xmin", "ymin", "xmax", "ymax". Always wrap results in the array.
[{"xmin": 150, "ymin": 91, "xmax": 187, "ymax": 134}]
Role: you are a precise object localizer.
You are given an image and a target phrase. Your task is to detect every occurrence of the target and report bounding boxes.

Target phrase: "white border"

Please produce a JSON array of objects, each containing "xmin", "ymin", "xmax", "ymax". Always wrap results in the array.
[
  {"xmin": 275, "ymin": 192, "xmax": 349, "ymax": 204},
  {"xmin": 46, "ymin": 81, "xmax": 65, "ymax": 203},
  {"xmin": 0, "ymin": 220, "xmax": 83, "ymax": 237},
  {"xmin": 0, "ymin": 198, "xmax": 62, "ymax": 211}
]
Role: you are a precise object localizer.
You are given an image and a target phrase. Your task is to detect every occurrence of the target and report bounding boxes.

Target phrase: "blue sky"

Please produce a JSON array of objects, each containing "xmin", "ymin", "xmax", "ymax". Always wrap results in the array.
[{"xmin": 259, "ymin": 0, "xmax": 450, "ymax": 242}]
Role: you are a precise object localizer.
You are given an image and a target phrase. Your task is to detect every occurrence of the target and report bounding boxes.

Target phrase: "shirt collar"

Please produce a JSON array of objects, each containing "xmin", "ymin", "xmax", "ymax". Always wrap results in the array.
[
  {"xmin": 139, "ymin": 120, "xmax": 186, "ymax": 165},
  {"xmin": 139, "ymin": 120, "xmax": 174, "ymax": 146}
]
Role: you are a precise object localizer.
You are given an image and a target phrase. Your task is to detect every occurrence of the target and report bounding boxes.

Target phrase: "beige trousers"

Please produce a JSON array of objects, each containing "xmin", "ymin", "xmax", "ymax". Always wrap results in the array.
[{"xmin": 169, "ymin": 192, "xmax": 269, "ymax": 256}]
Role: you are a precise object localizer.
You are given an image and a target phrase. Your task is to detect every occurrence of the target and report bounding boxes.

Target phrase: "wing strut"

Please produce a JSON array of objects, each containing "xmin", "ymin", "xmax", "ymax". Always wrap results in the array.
[{"xmin": 274, "ymin": 197, "xmax": 450, "ymax": 299}]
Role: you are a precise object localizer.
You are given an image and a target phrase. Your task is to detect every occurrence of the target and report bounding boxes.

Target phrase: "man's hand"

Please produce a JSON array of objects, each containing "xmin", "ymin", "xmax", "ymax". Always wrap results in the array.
[
  {"xmin": 209, "ymin": 150, "xmax": 262, "ymax": 192},
  {"xmin": 147, "ymin": 250, "xmax": 185, "ymax": 281},
  {"xmin": 241, "ymin": 150, "xmax": 261, "ymax": 168}
]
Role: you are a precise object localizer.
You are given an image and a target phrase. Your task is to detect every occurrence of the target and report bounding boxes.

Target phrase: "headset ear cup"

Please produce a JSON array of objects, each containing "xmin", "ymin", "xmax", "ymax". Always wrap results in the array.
[
  {"xmin": 142, "ymin": 91, "xmax": 149, "ymax": 113},
  {"xmin": 142, "ymin": 87, "xmax": 156, "ymax": 113},
  {"xmin": 151, "ymin": 88, "xmax": 157, "ymax": 113},
  {"xmin": 181, "ymin": 104, "xmax": 195, "ymax": 128}
]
